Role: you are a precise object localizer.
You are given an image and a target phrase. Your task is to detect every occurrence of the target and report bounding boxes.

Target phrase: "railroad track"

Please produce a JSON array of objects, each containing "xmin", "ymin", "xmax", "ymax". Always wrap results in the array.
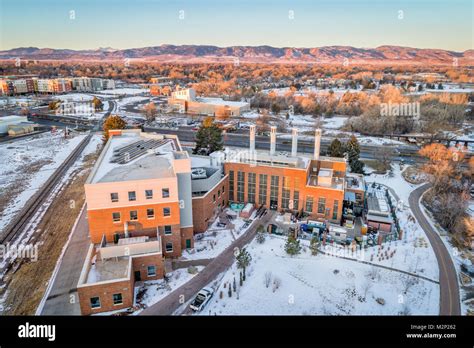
[{"xmin": 0, "ymin": 132, "xmax": 93, "ymax": 245}]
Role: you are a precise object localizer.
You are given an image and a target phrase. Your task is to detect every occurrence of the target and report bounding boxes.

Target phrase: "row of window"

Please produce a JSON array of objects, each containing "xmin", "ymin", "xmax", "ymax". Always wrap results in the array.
[
  {"xmin": 212, "ymin": 185, "xmax": 226, "ymax": 203},
  {"xmin": 90, "ymin": 267, "xmax": 157, "ymax": 309},
  {"xmin": 229, "ymin": 171, "xmax": 339, "ymax": 219},
  {"xmin": 110, "ymin": 188, "xmax": 170, "ymax": 203},
  {"xmin": 112, "ymin": 207, "xmax": 171, "ymax": 222}
]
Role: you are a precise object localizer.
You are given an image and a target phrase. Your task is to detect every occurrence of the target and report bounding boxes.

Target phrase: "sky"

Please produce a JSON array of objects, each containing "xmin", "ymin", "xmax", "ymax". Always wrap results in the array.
[{"xmin": 0, "ymin": 0, "xmax": 472, "ymax": 51}]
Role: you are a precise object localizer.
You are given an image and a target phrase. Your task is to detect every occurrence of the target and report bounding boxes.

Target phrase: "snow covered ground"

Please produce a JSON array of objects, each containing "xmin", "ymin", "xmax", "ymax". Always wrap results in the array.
[
  {"xmin": 182, "ymin": 208, "xmax": 256, "ymax": 260},
  {"xmin": 198, "ymin": 236, "xmax": 438, "ymax": 315},
  {"xmin": 363, "ymin": 166, "xmax": 439, "ymax": 281},
  {"xmin": 96, "ymin": 87, "xmax": 148, "ymax": 95},
  {"xmin": 0, "ymin": 131, "xmax": 87, "ymax": 233},
  {"xmin": 131, "ymin": 266, "xmax": 204, "ymax": 315}
]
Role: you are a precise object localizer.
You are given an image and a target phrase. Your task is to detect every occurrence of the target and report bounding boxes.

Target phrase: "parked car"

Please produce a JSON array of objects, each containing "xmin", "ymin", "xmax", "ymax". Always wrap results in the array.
[{"xmin": 190, "ymin": 287, "xmax": 214, "ymax": 312}]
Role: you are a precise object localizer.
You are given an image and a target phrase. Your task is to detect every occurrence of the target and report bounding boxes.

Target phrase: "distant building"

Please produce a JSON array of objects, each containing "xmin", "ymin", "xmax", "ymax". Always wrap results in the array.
[
  {"xmin": 0, "ymin": 116, "xmax": 28, "ymax": 135},
  {"xmin": 168, "ymin": 88, "xmax": 250, "ymax": 118}
]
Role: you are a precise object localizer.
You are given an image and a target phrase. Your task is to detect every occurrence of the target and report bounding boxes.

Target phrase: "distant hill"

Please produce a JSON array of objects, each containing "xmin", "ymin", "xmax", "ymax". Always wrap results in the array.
[{"xmin": 0, "ymin": 45, "xmax": 471, "ymax": 65}]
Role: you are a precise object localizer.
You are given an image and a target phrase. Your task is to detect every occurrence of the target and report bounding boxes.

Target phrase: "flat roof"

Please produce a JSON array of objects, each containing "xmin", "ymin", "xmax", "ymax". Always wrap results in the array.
[
  {"xmin": 226, "ymin": 149, "xmax": 310, "ymax": 169},
  {"xmin": 197, "ymin": 97, "xmax": 249, "ymax": 108},
  {"xmin": 89, "ymin": 131, "xmax": 179, "ymax": 184}
]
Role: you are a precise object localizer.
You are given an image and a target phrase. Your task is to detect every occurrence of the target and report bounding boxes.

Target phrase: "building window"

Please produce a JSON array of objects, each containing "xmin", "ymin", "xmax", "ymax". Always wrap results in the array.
[
  {"xmin": 164, "ymin": 225, "xmax": 172, "ymax": 235},
  {"xmin": 293, "ymin": 191, "xmax": 299, "ymax": 211},
  {"xmin": 110, "ymin": 193, "xmax": 119, "ymax": 202},
  {"xmin": 332, "ymin": 200, "xmax": 339, "ymax": 220},
  {"xmin": 237, "ymin": 171, "xmax": 245, "ymax": 202},
  {"xmin": 147, "ymin": 266, "xmax": 156, "ymax": 277},
  {"xmin": 145, "ymin": 190, "xmax": 153, "ymax": 199},
  {"xmin": 112, "ymin": 212, "xmax": 121, "ymax": 222},
  {"xmin": 130, "ymin": 210, "xmax": 138, "ymax": 221},
  {"xmin": 259, "ymin": 174, "xmax": 267, "ymax": 205},
  {"xmin": 112, "ymin": 293, "xmax": 123, "ymax": 305},
  {"xmin": 247, "ymin": 173, "xmax": 256, "ymax": 204},
  {"xmin": 305, "ymin": 196, "xmax": 313, "ymax": 212},
  {"xmin": 282, "ymin": 176, "xmax": 290, "ymax": 209},
  {"xmin": 147, "ymin": 208, "xmax": 155, "ymax": 219},
  {"xmin": 162, "ymin": 188, "xmax": 170, "ymax": 198},
  {"xmin": 218, "ymin": 190, "xmax": 221, "ymax": 197},
  {"xmin": 222, "ymin": 185, "xmax": 225, "ymax": 193},
  {"xmin": 213, "ymin": 194, "xmax": 216, "ymax": 203},
  {"xmin": 163, "ymin": 207, "xmax": 171, "ymax": 217},
  {"xmin": 318, "ymin": 197, "xmax": 326, "ymax": 214},
  {"xmin": 270, "ymin": 175, "xmax": 279, "ymax": 208},
  {"xmin": 166, "ymin": 242, "xmax": 173, "ymax": 252},
  {"xmin": 229, "ymin": 171, "xmax": 234, "ymax": 201},
  {"xmin": 90, "ymin": 297, "xmax": 101, "ymax": 309},
  {"xmin": 128, "ymin": 191, "xmax": 136, "ymax": 201}
]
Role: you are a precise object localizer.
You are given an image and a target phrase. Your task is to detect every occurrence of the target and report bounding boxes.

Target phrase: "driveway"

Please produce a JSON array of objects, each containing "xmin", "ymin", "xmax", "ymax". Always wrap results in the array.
[{"xmin": 141, "ymin": 212, "xmax": 273, "ymax": 315}]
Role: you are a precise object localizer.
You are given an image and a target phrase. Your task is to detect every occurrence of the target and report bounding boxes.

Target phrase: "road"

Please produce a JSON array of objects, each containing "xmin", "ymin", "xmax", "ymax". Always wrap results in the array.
[
  {"xmin": 40, "ymin": 206, "xmax": 91, "ymax": 315},
  {"xmin": 141, "ymin": 211, "xmax": 273, "ymax": 315},
  {"xmin": 408, "ymin": 184, "xmax": 461, "ymax": 315},
  {"xmin": 144, "ymin": 126, "xmax": 423, "ymax": 163}
]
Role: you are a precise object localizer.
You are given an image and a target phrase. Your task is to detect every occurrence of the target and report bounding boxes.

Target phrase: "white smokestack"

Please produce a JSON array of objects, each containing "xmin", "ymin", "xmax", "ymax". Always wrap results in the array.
[
  {"xmin": 314, "ymin": 128, "xmax": 322, "ymax": 160},
  {"xmin": 249, "ymin": 124, "xmax": 256, "ymax": 153},
  {"xmin": 291, "ymin": 128, "xmax": 298, "ymax": 157},
  {"xmin": 270, "ymin": 126, "xmax": 276, "ymax": 156}
]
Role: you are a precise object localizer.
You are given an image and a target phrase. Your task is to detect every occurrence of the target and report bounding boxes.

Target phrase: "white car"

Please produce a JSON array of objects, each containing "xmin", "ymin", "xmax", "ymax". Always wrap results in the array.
[{"xmin": 190, "ymin": 287, "xmax": 214, "ymax": 312}]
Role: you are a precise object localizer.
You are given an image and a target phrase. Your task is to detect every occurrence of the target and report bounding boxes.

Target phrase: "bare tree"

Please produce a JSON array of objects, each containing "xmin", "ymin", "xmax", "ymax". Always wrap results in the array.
[{"xmin": 264, "ymin": 272, "xmax": 272, "ymax": 288}]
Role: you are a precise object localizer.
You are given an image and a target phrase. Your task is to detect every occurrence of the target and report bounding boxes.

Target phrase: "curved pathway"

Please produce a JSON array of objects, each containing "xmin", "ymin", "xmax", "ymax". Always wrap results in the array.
[{"xmin": 408, "ymin": 184, "xmax": 461, "ymax": 315}]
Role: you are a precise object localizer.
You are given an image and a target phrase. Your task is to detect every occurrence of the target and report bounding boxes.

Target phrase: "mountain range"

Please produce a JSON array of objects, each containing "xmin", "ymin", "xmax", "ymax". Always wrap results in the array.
[{"xmin": 0, "ymin": 45, "xmax": 472, "ymax": 65}]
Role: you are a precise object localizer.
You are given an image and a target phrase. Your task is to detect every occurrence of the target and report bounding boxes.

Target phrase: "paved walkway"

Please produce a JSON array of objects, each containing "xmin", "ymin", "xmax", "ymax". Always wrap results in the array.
[
  {"xmin": 408, "ymin": 184, "xmax": 461, "ymax": 315},
  {"xmin": 40, "ymin": 206, "xmax": 90, "ymax": 315},
  {"xmin": 141, "ymin": 212, "xmax": 273, "ymax": 315}
]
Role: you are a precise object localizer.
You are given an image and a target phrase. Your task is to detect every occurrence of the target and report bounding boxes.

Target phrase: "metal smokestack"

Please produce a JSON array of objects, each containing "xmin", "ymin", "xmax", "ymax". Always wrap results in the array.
[
  {"xmin": 249, "ymin": 124, "xmax": 256, "ymax": 153},
  {"xmin": 291, "ymin": 128, "xmax": 298, "ymax": 157},
  {"xmin": 270, "ymin": 126, "xmax": 276, "ymax": 156},
  {"xmin": 314, "ymin": 128, "xmax": 322, "ymax": 160}
]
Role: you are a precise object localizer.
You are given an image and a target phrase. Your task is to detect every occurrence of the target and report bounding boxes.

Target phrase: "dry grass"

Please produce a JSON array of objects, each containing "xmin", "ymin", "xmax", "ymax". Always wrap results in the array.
[{"xmin": 1, "ymin": 152, "xmax": 99, "ymax": 315}]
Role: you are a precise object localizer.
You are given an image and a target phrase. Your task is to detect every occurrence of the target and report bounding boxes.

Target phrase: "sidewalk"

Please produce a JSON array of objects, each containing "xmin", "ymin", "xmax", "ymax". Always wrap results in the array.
[{"xmin": 40, "ymin": 206, "xmax": 91, "ymax": 315}]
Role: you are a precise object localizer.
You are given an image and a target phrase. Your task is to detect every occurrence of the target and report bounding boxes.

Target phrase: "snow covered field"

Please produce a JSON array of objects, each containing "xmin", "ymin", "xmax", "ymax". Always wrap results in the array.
[
  {"xmin": 96, "ymin": 87, "xmax": 148, "ymax": 95},
  {"xmin": 363, "ymin": 166, "xmax": 439, "ymax": 281},
  {"xmin": 0, "ymin": 131, "xmax": 87, "ymax": 233},
  {"xmin": 199, "ymin": 236, "xmax": 438, "ymax": 315}
]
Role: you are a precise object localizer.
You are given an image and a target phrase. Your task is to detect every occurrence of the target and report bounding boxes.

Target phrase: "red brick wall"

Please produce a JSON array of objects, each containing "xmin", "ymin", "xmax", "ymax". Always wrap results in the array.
[
  {"xmin": 131, "ymin": 254, "xmax": 164, "ymax": 281},
  {"xmin": 192, "ymin": 177, "xmax": 229, "ymax": 233},
  {"xmin": 78, "ymin": 278, "xmax": 133, "ymax": 316},
  {"xmin": 87, "ymin": 202, "xmax": 181, "ymax": 244},
  {"xmin": 224, "ymin": 162, "xmax": 344, "ymax": 223}
]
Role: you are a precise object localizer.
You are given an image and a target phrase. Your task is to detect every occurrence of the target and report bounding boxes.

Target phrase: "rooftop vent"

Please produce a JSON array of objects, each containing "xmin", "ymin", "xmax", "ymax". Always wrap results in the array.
[{"xmin": 191, "ymin": 167, "xmax": 207, "ymax": 180}]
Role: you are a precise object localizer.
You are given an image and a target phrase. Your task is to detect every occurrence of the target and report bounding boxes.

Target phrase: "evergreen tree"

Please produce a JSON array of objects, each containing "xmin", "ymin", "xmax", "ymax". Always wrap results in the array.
[
  {"xmin": 310, "ymin": 236, "xmax": 320, "ymax": 256},
  {"xmin": 236, "ymin": 248, "xmax": 252, "ymax": 269},
  {"xmin": 346, "ymin": 135, "xmax": 365, "ymax": 174},
  {"xmin": 327, "ymin": 138, "xmax": 344, "ymax": 157},
  {"xmin": 228, "ymin": 285, "xmax": 232, "ymax": 297},
  {"xmin": 256, "ymin": 225, "xmax": 266, "ymax": 244},
  {"xmin": 285, "ymin": 234, "xmax": 302, "ymax": 256},
  {"xmin": 102, "ymin": 114, "xmax": 126, "ymax": 142},
  {"xmin": 193, "ymin": 117, "xmax": 223, "ymax": 155},
  {"xmin": 233, "ymin": 277, "xmax": 237, "ymax": 292},
  {"xmin": 239, "ymin": 272, "xmax": 243, "ymax": 286}
]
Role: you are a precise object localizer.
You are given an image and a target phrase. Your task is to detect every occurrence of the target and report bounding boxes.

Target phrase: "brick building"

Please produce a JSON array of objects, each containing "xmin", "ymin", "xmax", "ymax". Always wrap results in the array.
[{"xmin": 223, "ymin": 126, "xmax": 347, "ymax": 223}]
